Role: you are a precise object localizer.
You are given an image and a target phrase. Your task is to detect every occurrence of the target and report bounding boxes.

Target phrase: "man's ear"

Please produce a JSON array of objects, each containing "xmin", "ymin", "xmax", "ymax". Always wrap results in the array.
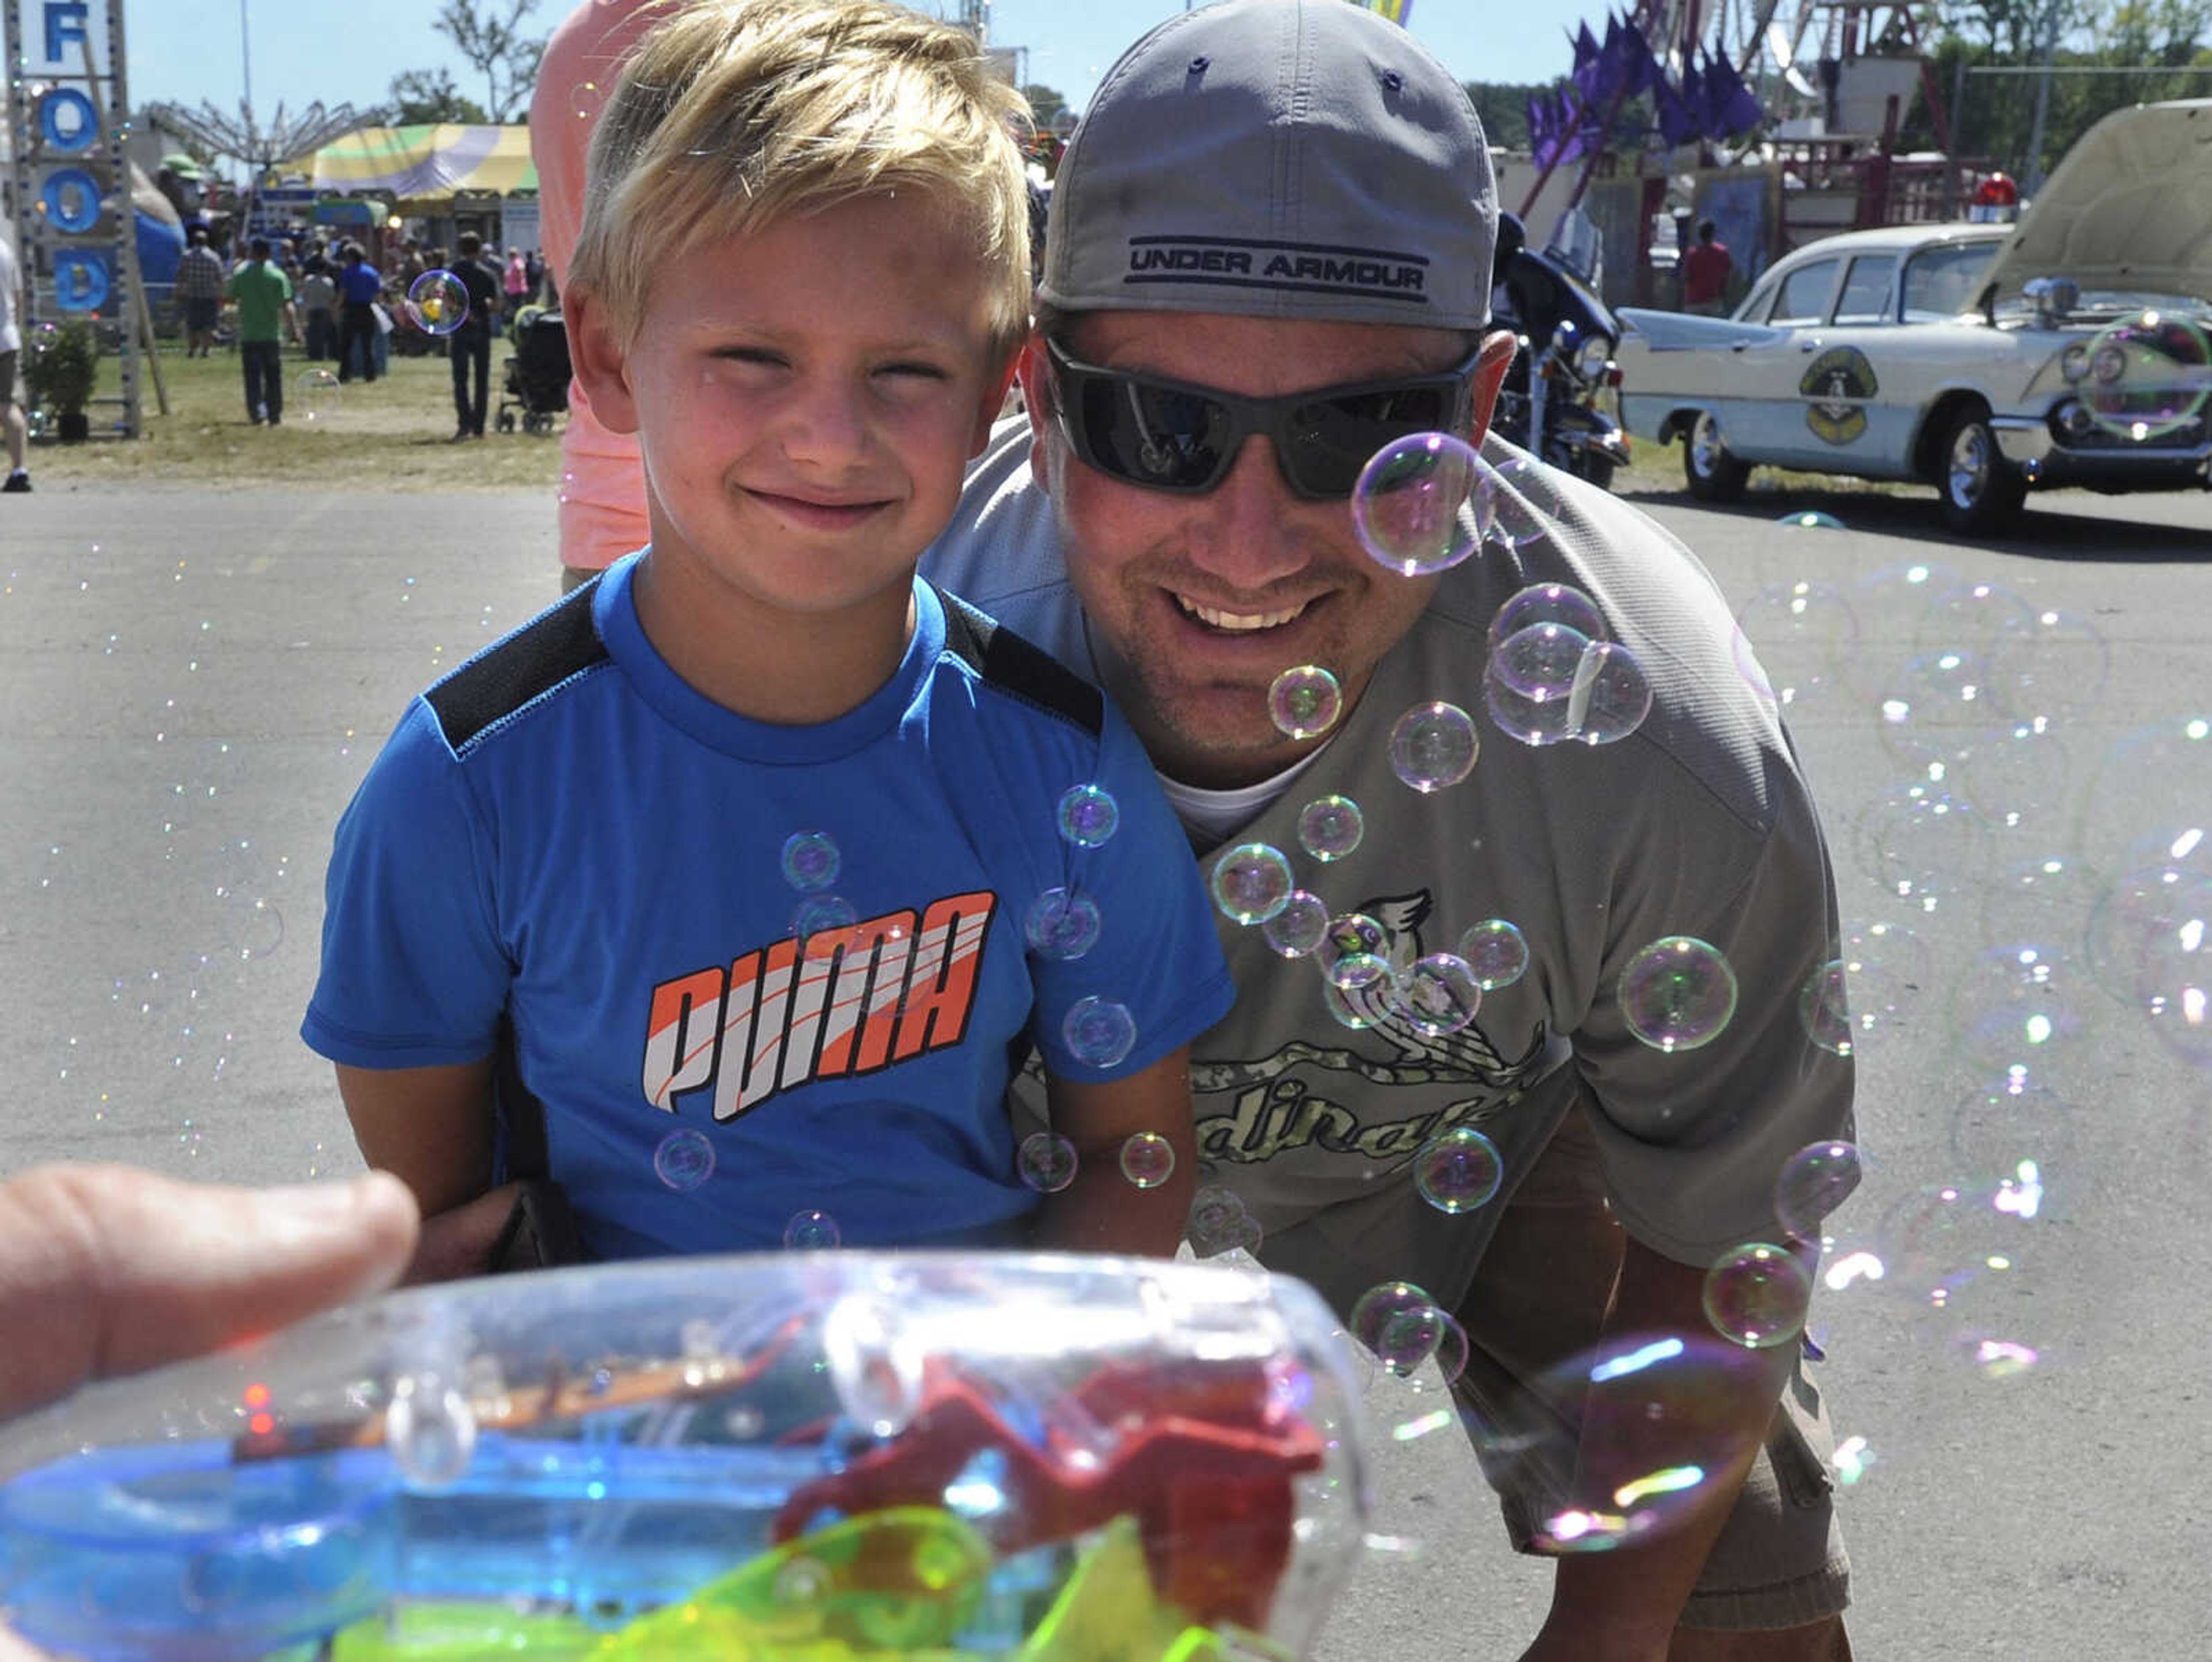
[
  {"xmin": 1464, "ymin": 328, "xmax": 1521, "ymax": 448},
  {"xmin": 565, "ymin": 287, "xmax": 641, "ymax": 437}
]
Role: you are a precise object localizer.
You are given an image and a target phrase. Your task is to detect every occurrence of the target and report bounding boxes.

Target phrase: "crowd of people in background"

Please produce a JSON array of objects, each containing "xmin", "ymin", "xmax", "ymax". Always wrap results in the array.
[{"xmin": 161, "ymin": 222, "xmax": 555, "ymax": 429}]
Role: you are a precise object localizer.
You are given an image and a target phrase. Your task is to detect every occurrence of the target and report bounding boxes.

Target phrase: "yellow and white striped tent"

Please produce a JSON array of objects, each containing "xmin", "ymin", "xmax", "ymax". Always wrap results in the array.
[{"xmin": 291, "ymin": 124, "xmax": 537, "ymax": 204}]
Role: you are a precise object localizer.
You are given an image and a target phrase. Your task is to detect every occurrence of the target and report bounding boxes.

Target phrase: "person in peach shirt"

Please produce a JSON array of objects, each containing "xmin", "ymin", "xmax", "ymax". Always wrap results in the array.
[{"xmin": 529, "ymin": 0, "xmax": 665, "ymax": 591}]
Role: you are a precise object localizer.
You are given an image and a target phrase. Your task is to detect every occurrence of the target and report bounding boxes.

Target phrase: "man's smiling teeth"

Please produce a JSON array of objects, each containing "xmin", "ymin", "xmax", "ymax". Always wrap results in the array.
[{"xmin": 1174, "ymin": 594, "xmax": 1308, "ymax": 632}]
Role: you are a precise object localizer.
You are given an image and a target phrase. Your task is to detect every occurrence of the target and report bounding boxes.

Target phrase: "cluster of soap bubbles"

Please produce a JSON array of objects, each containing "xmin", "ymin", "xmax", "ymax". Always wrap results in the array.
[
  {"xmin": 1715, "ymin": 513, "xmax": 2212, "ymax": 1415},
  {"xmin": 778, "ymin": 829, "xmax": 857, "ymax": 943},
  {"xmin": 1184, "ymin": 1184, "xmax": 1264, "ymax": 1258},
  {"xmin": 1012, "ymin": 1126, "xmax": 1180, "ymax": 1195},
  {"xmin": 1349, "ymin": 1281, "xmax": 1468, "ymax": 1385}
]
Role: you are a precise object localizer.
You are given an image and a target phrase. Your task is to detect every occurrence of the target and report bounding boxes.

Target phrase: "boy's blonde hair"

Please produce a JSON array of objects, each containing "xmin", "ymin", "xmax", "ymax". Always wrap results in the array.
[{"xmin": 570, "ymin": 0, "xmax": 1033, "ymax": 356}]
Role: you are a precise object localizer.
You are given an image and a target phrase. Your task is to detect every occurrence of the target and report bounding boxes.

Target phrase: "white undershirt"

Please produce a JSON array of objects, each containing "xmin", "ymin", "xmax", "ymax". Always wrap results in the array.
[{"xmin": 1156, "ymin": 742, "xmax": 1335, "ymax": 845}]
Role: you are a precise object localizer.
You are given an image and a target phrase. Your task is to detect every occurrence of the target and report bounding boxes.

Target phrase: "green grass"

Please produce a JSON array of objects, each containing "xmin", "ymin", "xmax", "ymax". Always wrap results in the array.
[
  {"xmin": 26, "ymin": 341, "xmax": 570, "ymax": 493},
  {"xmin": 1614, "ymin": 434, "xmax": 1920, "ymax": 503}
]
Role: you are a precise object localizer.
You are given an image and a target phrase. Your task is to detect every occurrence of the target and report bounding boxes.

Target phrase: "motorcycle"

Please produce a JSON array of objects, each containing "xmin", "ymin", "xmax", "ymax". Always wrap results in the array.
[{"xmin": 1488, "ymin": 212, "xmax": 1634, "ymax": 491}]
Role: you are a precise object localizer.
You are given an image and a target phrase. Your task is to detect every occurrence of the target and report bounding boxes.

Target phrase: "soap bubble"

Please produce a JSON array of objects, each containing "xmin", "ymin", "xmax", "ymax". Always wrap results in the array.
[
  {"xmin": 1211, "ymin": 842, "xmax": 1294, "ymax": 925},
  {"xmin": 1732, "ymin": 579, "xmax": 1857, "ymax": 710},
  {"xmin": 1798, "ymin": 959, "xmax": 1853, "ymax": 1055},
  {"xmin": 1877, "ymin": 1181, "xmax": 2036, "ymax": 1312},
  {"xmin": 1017, "ymin": 1130, "xmax": 1078, "ymax": 1192},
  {"xmin": 387, "ymin": 1376, "xmax": 476, "ymax": 1489},
  {"xmin": 1702, "ymin": 1243, "xmax": 1812, "ymax": 1348},
  {"xmin": 824, "ymin": 1296, "xmax": 923, "ymax": 1439},
  {"xmin": 2077, "ymin": 309, "xmax": 2211, "ymax": 441},
  {"xmin": 1488, "ymin": 582, "xmax": 1605, "ymax": 656},
  {"xmin": 1297, "ymin": 794, "xmax": 1365, "ymax": 862},
  {"xmin": 1119, "ymin": 1131, "xmax": 1176, "ymax": 1189},
  {"xmin": 1352, "ymin": 431, "xmax": 1483, "ymax": 575},
  {"xmin": 1775, "ymin": 1140, "xmax": 1868, "ymax": 1242},
  {"xmin": 1834, "ymin": 919, "xmax": 1929, "ymax": 1051},
  {"xmin": 792, "ymin": 893, "xmax": 857, "ymax": 944},
  {"xmin": 1952, "ymin": 943, "xmax": 2081, "ymax": 1078},
  {"xmin": 406, "ymin": 269, "xmax": 469, "ymax": 336},
  {"xmin": 1388, "ymin": 701, "xmax": 1479, "ymax": 791},
  {"xmin": 1776, "ymin": 509, "xmax": 1844, "ymax": 530},
  {"xmin": 1459, "ymin": 919, "xmax": 1531, "ymax": 990},
  {"xmin": 1619, "ymin": 937, "xmax": 1739, "ymax": 1053},
  {"xmin": 297, "ymin": 367, "xmax": 341, "ymax": 423},
  {"xmin": 1057, "ymin": 783, "xmax": 1119, "ymax": 847},
  {"xmin": 1414, "ymin": 1125, "xmax": 1503, "ymax": 1213},
  {"xmin": 1949, "ymin": 1081, "xmax": 2071, "ymax": 1210},
  {"xmin": 774, "ymin": 1555, "xmax": 832, "ymax": 1607},
  {"xmin": 1263, "ymin": 889, "xmax": 1331, "ymax": 958},
  {"xmin": 1270, "ymin": 664, "xmax": 1344, "ymax": 739},
  {"xmin": 1063, "ymin": 995, "xmax": 1138, "ymax": 1067},
  {"xmin": 1317, "ymin": 913, "xmax": 1391, "ymax": 991},
  {"xmin": 1024, "ymin": 885, "xmax": 1102, "ymax": 960},
  {"xmin": 1471, "ymin": 452, "xmax": 1550, "ymax": 547},
  {"xmin": 1488, "ymin": 1331, "xmax": 1769, "ymax": 1554},
  {"xmin": 654, "ymin": 1127, "xmax": 715, "ymax": 1191},
  {"xmin": 783, "ymin": 1209, "xmax": 840, "ymax": 1250},
  {"xmin": 781, "ymin": 830, "xmax": 840, "ymax": 891},
  {"xmin": 1392, "ymin": 953, "xmax": 1482, "ymax": 1036}
]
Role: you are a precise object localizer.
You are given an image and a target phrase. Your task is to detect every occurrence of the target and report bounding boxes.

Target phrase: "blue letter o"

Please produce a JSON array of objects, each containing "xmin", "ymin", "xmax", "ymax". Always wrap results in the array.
[{"xmin": 38, "ymin": 87, "xmax": 100, "ymax": 153}]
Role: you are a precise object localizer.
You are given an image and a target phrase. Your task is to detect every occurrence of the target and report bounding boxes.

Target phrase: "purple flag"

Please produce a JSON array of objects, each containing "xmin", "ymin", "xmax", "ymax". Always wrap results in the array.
[
  {"xmin": 1679, "ymin": 54, "xmax": 1712, "ymax": 142},
  {"xmin": 1652, "ymin": 68, "xmax": 1701, "ymax": 147},
  {"xmin": 1705, "ymin": 50, "xmax": 1766, "ymax": 135},
  {"xmin": 1600, "ymin": 14, "xmax": 1636, "ymax": 100},
  {"xmin": 1620, "ymin": 18, "xmax": 1662, "ymax": 103},
  {"xmin": 1570, "ymin": 22, "xmax": 1604, "ymax": 105},
  {"xmin": 1527, "ymin": 89, "xmax": 1556, "ymax": 164}
]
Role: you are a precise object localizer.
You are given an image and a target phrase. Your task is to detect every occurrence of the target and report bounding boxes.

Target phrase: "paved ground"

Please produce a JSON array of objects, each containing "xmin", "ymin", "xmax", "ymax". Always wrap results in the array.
[{"xmin": 0, "ymin": 474, "xmax": 2206, "ymax": 1656}]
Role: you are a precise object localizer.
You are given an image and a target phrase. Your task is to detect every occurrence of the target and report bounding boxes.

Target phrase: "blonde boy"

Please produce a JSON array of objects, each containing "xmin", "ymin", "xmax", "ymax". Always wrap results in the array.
[{"xmin": 305, "ymin": 0, "xmax": 1232, "ymax": 1266}]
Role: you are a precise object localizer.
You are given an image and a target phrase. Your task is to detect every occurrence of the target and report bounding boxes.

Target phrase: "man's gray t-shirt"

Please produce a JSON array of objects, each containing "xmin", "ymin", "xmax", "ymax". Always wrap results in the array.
[{"xmin": 922, "ymin": 421, "xmax": 1854, "ymax": 1314}]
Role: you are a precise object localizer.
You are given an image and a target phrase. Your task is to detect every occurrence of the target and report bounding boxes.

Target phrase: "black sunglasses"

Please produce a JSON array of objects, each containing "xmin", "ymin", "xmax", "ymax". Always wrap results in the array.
[{"xmin": 1044, "ymin": 336, "xmax": 1482, "ymax": 501}]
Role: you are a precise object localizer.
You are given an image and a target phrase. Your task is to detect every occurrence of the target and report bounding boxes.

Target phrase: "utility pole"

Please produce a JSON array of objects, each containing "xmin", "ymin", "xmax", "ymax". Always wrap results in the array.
[{"xmin": 2023, "ymin": 0, "xmax": 2066, "ymax": 194}]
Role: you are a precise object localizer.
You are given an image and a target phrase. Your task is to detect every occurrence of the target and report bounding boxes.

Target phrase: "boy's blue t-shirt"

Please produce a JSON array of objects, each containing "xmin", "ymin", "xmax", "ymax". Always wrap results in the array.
[{"xmin": 303, "ymin": 556, "xmax": 1234, "ymax": 1260}]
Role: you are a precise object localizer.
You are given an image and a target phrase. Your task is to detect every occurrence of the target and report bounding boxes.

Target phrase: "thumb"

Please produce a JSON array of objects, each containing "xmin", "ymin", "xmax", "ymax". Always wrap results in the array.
[{"xmin": 0, "ymin": 1165, "xmax": 421, "ymax": 1424}]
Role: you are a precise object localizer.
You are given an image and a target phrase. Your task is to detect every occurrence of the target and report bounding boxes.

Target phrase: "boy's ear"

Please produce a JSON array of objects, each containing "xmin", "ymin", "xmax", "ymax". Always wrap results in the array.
[
  {"xmin": 968, "ymin": 343, "xmax": 1025, "ymax": 457},
  {"xmin": 565, "ymin": 288, "xmax": 642, "ymax": 437},
  {"xmin": 1014, "ymin": 333, "xmax": 1055, "ymax": 482}
]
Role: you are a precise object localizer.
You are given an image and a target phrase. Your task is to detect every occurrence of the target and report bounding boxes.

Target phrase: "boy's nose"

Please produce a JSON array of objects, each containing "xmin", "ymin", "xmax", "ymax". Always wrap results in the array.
[{"xmin": 777, "ymin": 380, "xmax": 871, "ymax": 468}]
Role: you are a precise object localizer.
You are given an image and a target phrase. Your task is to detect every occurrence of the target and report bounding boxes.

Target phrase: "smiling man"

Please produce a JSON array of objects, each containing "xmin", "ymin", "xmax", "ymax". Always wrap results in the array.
[{"xmin": 922, "ymin": 2, "xmax": 1858, "ymax": 1657}]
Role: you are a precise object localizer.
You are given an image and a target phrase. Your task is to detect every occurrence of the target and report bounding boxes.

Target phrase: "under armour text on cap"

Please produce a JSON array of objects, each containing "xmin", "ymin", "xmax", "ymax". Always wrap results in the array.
[{"xmin": 1041, "ymin": 0, "xmax": 1497, "ymax": 331}]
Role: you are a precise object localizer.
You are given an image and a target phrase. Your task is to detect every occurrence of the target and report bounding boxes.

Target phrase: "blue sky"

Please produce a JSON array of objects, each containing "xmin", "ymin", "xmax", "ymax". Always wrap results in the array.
[{"xmin": 121, "ymin": 0, "xmax": 1604, "ymax": 129}]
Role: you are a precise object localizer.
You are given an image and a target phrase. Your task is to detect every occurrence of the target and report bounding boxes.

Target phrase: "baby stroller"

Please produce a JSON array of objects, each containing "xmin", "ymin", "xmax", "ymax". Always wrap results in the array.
[{"xmin": 495, "ymin": 308, "xmax": 571, "ymax": 435}]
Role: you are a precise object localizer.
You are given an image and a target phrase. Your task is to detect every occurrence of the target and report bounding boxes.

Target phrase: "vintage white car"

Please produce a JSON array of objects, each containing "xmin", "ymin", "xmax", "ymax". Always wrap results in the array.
[{"xmin": 1613, "ymin": 99, "xmax": 2212, "ymax": 534}]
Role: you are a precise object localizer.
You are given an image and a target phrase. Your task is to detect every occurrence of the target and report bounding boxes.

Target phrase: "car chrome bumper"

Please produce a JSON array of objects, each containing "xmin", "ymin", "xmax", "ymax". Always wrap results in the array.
[
  {"xmin": 1991, "ymin": 417, "xmax": 2051, "ymax": 467},
  {"xmin": 1997, "ymin": 415, "xmax": 2212, "ymax": 489}
]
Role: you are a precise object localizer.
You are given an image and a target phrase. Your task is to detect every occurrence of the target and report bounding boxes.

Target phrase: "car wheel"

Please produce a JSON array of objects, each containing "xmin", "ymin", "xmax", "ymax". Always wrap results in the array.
[
  {"xmin": 1936, "ymin": 406, "xmax": 2026, "ymax": 535},
  {"xmin": 1683, "ymin": 411, "xmax": 1749, "ymax": 502},
  {"xmin": 1574, "ymin": 455, "xmax": 1617, "ymax": 492}
]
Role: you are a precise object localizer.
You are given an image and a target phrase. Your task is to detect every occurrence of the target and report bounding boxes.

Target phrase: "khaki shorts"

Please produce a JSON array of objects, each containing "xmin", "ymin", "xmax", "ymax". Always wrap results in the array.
[{"xmin": 1259, "ymin": 1093, "xmax": 1849, "ymax": 1633}]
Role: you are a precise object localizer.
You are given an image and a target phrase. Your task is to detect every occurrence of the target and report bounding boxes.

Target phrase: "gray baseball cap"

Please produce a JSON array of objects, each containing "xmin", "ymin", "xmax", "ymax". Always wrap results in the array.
[{"xmin": 1041, "ymin": 0, "xmax": 1497, "ymax": 331}]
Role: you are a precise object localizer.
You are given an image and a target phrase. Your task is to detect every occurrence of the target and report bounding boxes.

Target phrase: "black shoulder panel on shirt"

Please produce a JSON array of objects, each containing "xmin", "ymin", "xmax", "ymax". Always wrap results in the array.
[
  {"xmin": 931, "ymin": 582, "xmax": 1103, "ymax": 739},
  {"xmin": 426, "ymin": 574, "xmax": 609, "ymax": 752}
]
